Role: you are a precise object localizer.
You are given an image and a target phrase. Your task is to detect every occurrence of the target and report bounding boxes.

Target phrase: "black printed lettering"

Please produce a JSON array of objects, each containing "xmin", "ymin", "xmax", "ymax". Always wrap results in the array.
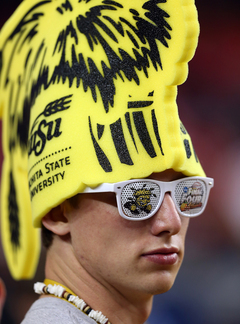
[
  {"xmin": 65, "ymin": 156, "xmax": 70, "ymax": 165},
  {"xmin": 45, "ymin": 163, "xmax": 50, "ymax": 174},
  {"xmin": 30, "ymin": 171, "xmax": 65, "ymax": 200},
  {"xmin": 59, "ymin": 172, "xmax": 65, "ymax": 180},
  {"xmin": 35, "ymin": 120, "xmax": 47, "ymax": 155},
  {"xmin": 59, "ymin": 158, "xmax": 64, "ymax": 166},
  {"xmin": 28, "ymin": 118, "xmax": 63, "ymax": 157},
  {"xmin": 46, "ymin": 120, "xmax": 54, "ymax": 141},
  {"xmin": 45, "ymin": 156, "xmax": 71, "ymax": 174},
  {"xmin": 55, "ymin": 161, "xmax": 60, "ymax": 169},
  {"xmin": 52, "ymin": 118, "xmax": 62, "ymax": 138},
  {"xmin": 29, "ymin": 169, "xmax": 43, "ymax": 188},
  {"xmin": 46, "ymin": 119, "xmax": 62, "ymax": 141}
]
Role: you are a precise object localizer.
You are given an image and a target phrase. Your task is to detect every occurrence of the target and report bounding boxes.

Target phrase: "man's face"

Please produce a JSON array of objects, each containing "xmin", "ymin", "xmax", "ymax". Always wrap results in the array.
[{"xmin": 66, "ymin": 169, "xmax": 190, "ymax": 301}]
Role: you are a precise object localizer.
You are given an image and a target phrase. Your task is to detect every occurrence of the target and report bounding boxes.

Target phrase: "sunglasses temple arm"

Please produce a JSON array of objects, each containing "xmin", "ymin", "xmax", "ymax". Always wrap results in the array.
[{"xmin": 83, "ymin": 183, "xmax": 115, "ymax": 194}]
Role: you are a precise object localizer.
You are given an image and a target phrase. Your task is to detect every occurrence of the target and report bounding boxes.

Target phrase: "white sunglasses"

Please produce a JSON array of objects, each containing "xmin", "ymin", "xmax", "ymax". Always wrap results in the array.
[{"xmin": 82, "ymin": 177, "xmax": 214, "ymax": 221}]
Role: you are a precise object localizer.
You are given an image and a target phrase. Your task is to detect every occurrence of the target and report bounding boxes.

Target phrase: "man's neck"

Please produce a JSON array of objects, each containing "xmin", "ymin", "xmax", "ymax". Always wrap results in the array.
[{"xmin": 44, "ymin": 238, "xmax": 153, "ymax": 324}]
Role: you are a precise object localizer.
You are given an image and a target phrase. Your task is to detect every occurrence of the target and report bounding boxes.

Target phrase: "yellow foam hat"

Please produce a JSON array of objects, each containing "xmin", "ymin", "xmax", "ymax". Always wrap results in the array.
[{"xmin": 0, "ymin": 0, "xmax": 204, "ymax": 280}]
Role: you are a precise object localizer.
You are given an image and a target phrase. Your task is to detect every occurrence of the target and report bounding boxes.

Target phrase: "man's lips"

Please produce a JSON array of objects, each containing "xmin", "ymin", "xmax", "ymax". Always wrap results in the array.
[{"xmin": 141, "ymin": 248, "xmax": 179, "ymax": 265}]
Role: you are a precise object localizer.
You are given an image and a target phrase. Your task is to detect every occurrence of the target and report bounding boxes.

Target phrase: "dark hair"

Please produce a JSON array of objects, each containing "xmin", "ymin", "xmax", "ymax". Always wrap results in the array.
[{"xmin": 41, "ymin": 223, "xmax": 54, "ymax": 248}]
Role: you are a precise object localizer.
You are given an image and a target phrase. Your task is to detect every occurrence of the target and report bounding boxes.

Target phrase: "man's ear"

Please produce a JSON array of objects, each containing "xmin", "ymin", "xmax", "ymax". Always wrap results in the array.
[{"xmin": 42, "ymin": 203, "xmax": 70, "ymax": 236}]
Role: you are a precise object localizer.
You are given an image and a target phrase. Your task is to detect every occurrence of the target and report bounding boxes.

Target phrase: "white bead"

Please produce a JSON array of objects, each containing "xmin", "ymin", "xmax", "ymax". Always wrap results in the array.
[
  {"xmin": 47, "ymin": 284, "xmax": 65, "ymax": 297},
  {"xmin": 47, "ymin": 284, "xmax": 55, "ymax": 295},
  {"xmin": 68, "ymin": 295, "xmax": 76, "ymax": 303},
  {"xmin": 55, "ymin": 284, "xmax": 65, "ymax": 297},
  {"xmin": 34, "ymin": 282, "xmax": 46, "ymax": 294},
  {"xmin": 73, "ymin": 296, "xmax": 86, "ymax": 310},
  {"xmin": 89, "ymin": 310, "xmax": 108, "ymax": 324}
]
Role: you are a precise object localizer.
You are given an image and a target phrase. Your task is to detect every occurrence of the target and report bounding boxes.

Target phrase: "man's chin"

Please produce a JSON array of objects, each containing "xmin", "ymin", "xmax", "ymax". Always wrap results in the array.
[
  {"xmin": 150, "ymin": 283, "xmax": 175, "ymax": 296},
  {"xmin": 145, "ymin": 273, "xmax": 178, "ymax": 296}
]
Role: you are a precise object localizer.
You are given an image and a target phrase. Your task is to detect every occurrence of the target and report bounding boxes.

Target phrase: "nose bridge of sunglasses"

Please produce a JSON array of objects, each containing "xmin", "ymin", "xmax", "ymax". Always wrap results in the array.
[{"xmin": 152, "ymin": 180, "xmax": 174, "ymax": 197}]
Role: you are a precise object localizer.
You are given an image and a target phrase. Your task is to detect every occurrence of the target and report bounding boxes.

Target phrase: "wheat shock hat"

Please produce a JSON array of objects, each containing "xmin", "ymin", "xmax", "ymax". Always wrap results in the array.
[{"xmin": 0, "ymin": 0, "xmax": 205, "ymax": 279}]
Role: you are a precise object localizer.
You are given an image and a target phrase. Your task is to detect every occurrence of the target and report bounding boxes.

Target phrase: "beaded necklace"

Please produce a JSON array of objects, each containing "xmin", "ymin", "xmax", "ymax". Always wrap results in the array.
[{"xmin": 34, "ymin": 280, "xmax": 111, "ymax": 324}]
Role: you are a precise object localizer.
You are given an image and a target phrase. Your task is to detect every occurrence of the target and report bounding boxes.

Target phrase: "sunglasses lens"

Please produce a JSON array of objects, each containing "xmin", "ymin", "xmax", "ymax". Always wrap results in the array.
[
  {"xmin": 121, "ymin": 181, "xmax": 161, "ymax": 219},
  {"xmin": 174, "ymin": 179, "xmax": 208, "ymax": 216}
]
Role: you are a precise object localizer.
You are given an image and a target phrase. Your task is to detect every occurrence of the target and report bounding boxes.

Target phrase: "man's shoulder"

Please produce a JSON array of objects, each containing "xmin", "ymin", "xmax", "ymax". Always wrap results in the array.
[{"xmin": 21, "ymin": 297, "xmax": 96, "ymax": 324}]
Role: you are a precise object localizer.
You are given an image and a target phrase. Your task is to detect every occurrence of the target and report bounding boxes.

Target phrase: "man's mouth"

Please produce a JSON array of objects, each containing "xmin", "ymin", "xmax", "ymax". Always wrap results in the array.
[{"xmin": 141, "ymin": 247, "xmax": 179, "ymax": 265}]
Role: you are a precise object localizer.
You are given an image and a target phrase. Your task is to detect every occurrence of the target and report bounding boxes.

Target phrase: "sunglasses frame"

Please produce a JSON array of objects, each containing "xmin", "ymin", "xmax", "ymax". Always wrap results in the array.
[{"xmin": 83, "ymin": 177, "xmax": 214, "ymax": 221}]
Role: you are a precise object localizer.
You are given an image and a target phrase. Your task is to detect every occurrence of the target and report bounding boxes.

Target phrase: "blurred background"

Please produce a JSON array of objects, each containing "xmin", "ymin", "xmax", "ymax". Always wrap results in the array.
[{"xmin": 0, "ymin": 0, "xmax": 240, "ymax": 323}]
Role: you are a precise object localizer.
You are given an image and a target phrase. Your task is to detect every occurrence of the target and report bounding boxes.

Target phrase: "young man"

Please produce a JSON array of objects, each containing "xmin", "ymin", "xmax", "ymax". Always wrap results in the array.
[
  {"xmin": 36, "ymin": 169, "xmax": 193, "ymax": 324},
  {"xmin": 0, "ymin": 0, "xmax": 213, "ymax": 323}
]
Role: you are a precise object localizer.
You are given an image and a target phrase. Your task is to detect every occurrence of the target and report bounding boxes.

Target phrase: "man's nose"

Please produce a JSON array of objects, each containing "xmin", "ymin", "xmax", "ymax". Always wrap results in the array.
[{"xmin": 150, "ymin": 193, "xmax": 182, "ymax": 236}]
